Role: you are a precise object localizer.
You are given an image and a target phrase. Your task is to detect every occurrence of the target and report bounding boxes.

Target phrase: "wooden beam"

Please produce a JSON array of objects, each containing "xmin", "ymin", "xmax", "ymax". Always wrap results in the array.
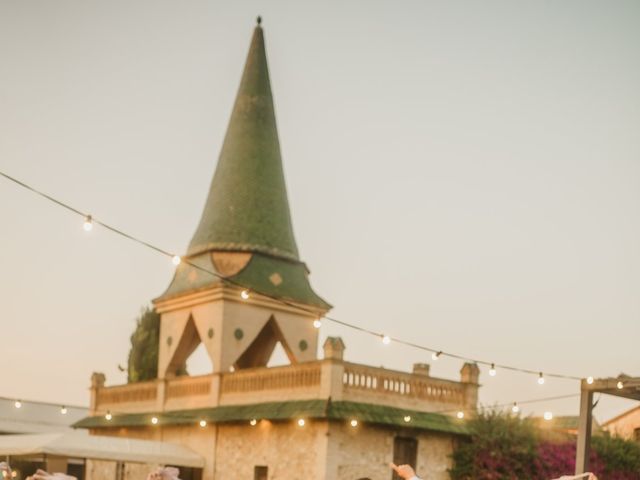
[{"xmin": 575, "ymin": 389, "xmax": 593, "ymax": 475}]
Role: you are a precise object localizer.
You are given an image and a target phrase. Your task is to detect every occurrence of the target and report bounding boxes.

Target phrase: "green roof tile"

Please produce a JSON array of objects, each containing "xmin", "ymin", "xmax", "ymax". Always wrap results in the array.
[
  {"xmin": 73, "ymin": 400, "xmax": 468, "ymax": 436},
  {"xmin": 188, "ymin": 23, "xmax": 298, "ymax": 261}
]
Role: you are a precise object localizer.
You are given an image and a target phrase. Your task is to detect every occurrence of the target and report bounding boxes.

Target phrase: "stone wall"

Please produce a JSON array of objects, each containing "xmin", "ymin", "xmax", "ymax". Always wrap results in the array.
[
  {"xmin": 91, "ymin": 419, "xmax": 458, "ymax": 480},
  {"xmin": 329, "ymin": 422, "xmax": 456, "ymax": 480}
]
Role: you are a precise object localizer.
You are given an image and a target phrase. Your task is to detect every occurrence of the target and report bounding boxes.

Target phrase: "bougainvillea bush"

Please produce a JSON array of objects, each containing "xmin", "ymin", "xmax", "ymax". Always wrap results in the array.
[{"xmin": 449, "ymin": 411, "xmax": 640, "ymax": 480}]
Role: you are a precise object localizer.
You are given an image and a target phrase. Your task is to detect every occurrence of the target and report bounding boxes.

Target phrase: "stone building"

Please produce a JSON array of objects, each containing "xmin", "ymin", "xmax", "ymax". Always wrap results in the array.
[
  {"xmin": 603, "ymin": 405, "xmax": 640, "ymax": 442},
  {"xmin": 76, "ymin": 20, "xmax": 478, "ymax": 480}
]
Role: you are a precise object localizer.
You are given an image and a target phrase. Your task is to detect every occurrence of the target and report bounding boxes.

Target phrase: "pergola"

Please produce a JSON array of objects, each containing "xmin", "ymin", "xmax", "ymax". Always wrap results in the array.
[{"xmin": 575, "ymin": 375, "xmax": 640, "ymax": 474}]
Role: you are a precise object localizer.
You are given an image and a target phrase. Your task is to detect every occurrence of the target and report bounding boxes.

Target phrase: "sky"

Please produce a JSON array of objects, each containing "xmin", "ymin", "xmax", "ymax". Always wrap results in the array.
[{"xmin": 0, "ymin": 0, "xmax": 638, "ymax": 423}]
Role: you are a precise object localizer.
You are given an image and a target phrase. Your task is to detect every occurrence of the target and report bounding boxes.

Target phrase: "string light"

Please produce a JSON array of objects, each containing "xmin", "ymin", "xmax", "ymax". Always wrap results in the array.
[
  {"xmin": 544, "ymin": 411, "xmax": 553, "ymax": 421},
  {"xmin": 586, "ymin": 376, "xmax": 594, "ymax": 385},
  {"xmin": 313, "ymin": 319, "xmax": 322, "ymax": 329},
  {"xmin": 14, "ymin": 400, "xmax": 22, "ymax": 409},
  {"xmin": 350, "ymin": 419, "xmax": 358, "ymax": 427},
  {"xmin": 151, "ymin": 416, "xmax": 159, "ymax": 425},
  {"xmin": 538, "ymin": 373, "xmax": 545, "ymax": 385},
  {"xmin": 403, "ymin": 415, "xmax": 411, "ymax": 423},
  {"xmin": 297, "ymin": 419, "xmax": 305, "ymax": 427},
  {"xmin": 432, "ymin": 351, "xmax": 442, "ymax": 361},
  {"xmin": 381, "ymin": 335, "xmax": 391, "ymax": 345},
  {"xmin": 61, "ymin": 406, "xmax": 68, "ymax": 415},
  {"xmin": 83, "ymin": 215, "xmax": 93, "ymax": 232},
  {"xmin": 456, "ymin": 411, "xmax": 465, "ymax": 419},
  {"xmin": 199, "ymin": 420, "xmax": 207, "ymax": 427},
  {"xmin": 105, "ymin": 411, "xmax": 112, "ymax": 421},
  {"xmin": 250, "ymin": 419, "xmax": 257, "ymax": 426},
  {"xmin": 489, "ymin": 363, "xmax": 497, "ymax": 377},
  {"xmin": 172, "ymin": 255, "xmax": 181, "ymax": 266},
  {"xmin": 512, "ymin": 402, "xmax": 520, "ymax": 413},
  {"xmin": 0, "ymin": 169, "xmax": 598, "ymax": 386},
  {"xmin": 617, "ymin": 381, "xmax": 624, "ymax": 389}
]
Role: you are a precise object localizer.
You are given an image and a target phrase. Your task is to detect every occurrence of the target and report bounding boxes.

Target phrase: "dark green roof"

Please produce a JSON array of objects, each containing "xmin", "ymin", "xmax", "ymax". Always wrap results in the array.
[
  {"xmin": 188, "ymin": 23, "xmax": 299, "ymax": 262},
  {"xmin": 74, "ymin": 400, "xmax": 468, "ymax": 436},
  {"xmin": 157, "ymin": 252, "xmax": 331, "ymax": 310}
]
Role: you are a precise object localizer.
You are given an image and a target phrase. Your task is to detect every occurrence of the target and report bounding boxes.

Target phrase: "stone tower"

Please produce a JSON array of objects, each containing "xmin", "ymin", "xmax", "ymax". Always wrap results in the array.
[{"xmin": 154, "ymin": 20, "xmax": 331, "ymax": 378}]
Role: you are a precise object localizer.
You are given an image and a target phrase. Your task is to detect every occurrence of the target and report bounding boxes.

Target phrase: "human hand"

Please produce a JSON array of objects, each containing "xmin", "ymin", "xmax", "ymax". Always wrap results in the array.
[{"xmin": 390, "ymin": 463, "xmax": 416, "ymax": 479}]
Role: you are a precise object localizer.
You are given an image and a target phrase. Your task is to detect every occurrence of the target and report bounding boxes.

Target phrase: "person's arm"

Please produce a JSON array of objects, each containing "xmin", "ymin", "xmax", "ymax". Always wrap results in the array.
[{"xmin": 390, "ymin": 463, "xmax": 420, "ymax": 480}]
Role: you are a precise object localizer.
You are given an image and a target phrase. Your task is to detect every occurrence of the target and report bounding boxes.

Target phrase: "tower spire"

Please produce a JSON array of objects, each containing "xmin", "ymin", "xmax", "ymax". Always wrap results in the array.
[{"xmin": 187, "ymin": 20, "xmax": 299, "ymax": 262}]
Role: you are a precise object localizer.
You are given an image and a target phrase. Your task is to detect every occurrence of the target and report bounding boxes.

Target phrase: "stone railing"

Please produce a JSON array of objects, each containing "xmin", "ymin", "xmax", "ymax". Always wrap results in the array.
[
  {"xmin": 91, "ymin": 359, "xmax": 474, "ymax": 414},
  {"xmin": 342, "ymin": 363, "xmax": 465, "ymax": 407},
  {"xmin": 220, "ymin": 362, "xmax": 321, "ymax": 394},
  {"xmin": 166, "ymin": 374, "xmax": 212, "ymax": 399}
]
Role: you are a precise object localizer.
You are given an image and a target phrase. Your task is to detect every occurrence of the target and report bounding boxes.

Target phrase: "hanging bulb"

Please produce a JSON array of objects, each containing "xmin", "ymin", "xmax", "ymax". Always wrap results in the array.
[
  {"xmin": 297, "ymin": 419, "xmax": 305, "ymax": 427},
  {"xmin": 172, "ymin": 255, "xmax": 181, "ymax": 266},
  {"xmin": 14, "ymin": 400, "xmax": 22, "ymax": 409},
  {"xmin": 456, "ymin": 411, "xmax": 465, "ymax": 419},
  {"xmin": 432, "ymin": 351, "xmax": 442, "ymax": 361},
  {"xmin": 403, "ymin": 415, "xmax": 411, "ymax": 423},
  {"xmin": 313, "ymin": 319, "xmax": 322, "ymax": 329},
  {"xmin": 83, "ymin": 215, "xmax": 93, "ymax": 232},
  {"xmin": 489, "ymin": 363, "xmax": 497, "ymax": 377},
  {"xmin": 586, "ymin": 376, "xmax": 594, "ymax": 385},
  {"xmin": 544, "ymin": 411, "xmax": 553, "ymax": 421},
  {"xmin": 105, "ymin": 411, "xmax": 113, "ymax": 421},
  {"xmin": 199, "ymin": 420, "xmax": 207, "ymax": 428},
  {"xmin": 240, "ymin": 290, "xmax": 250, "ymax": 300},
  {"xmin": 382, "ymin": 335, "xmax": 391, "ymax": 345},
  {"xmin": 350, "ymin": 419, "xmax": 358, "ymax": 427},
  {"xmin": 617, "ymin": 381, "xmax": 624, "ymax": 389},
  {"xmin": 537, "ymin": 373, "xmax": 545, "ymax": 385},
  {"xmin": 250, "ymin": 419, "xmax": 258, "ymax": 426},
  {"xmin": 61, "ymin": 406, "xmax": 68, "ymax": 415},
  {"xmin": 151, "ymin": 416, "xmax": 159, "ymax": 425},
  {"xmin": 512, "ymin": 402, "xmax": 520, "ymax": 414}
]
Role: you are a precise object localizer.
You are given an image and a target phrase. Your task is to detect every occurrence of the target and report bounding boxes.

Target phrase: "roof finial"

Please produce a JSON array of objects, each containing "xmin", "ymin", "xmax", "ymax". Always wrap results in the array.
[{"xmin": 256, "ymin": 16, "xmax": 262, "ymax": 26}]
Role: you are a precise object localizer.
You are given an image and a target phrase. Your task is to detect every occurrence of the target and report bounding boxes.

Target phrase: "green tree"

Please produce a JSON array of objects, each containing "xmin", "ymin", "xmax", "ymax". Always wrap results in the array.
[{"xmin": 127, "ymin": 307, "xmax": 160, "ymax": 383}]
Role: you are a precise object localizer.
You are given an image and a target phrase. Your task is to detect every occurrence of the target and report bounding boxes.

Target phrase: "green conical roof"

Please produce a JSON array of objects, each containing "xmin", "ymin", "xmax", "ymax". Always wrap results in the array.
[{"xmin": 187, "ymin": 22, "xmax": 299, "ymax": 261}]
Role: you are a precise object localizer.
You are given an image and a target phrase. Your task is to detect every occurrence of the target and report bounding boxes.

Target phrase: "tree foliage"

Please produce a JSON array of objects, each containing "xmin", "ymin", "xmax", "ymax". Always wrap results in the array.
[
  {"xmin": 127, "ymin": 306, "xmax": 161, "ymax": 383},
  {"xmin": 450, "ymin": 410, "xmax": 640, "ymax": 480}
]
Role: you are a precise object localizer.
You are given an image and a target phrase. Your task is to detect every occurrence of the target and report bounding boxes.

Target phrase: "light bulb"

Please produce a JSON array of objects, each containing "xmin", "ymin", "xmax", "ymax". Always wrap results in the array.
[
  {"xmin": 172, "ymin": 255, "xmax": 181, "ymax": 266},
  {"xmin": 537, "ymin": 373, "xmax": 545, "ymax": 385},
  {"xmin": 199, "ymin": 420, "xmax": 207, "ymax": 428},
  {"xmin": 250, "ymin": 419, "xmax": 257, "ymax": 426},
  {"xmin": 456, "ymin": 411, "xmax": 465, "ymax": 419},
  {"xmin": 617, "ymin": 381, "xmax": 624, "ymax": 389},
  {"xmin": 313, "ymin": 319, "xmax": 322, "ymax": 329},
  {"xmin": 544, "ymin": 411, "xmax": 553, "ymax": 421},
  {"xmin": 350, "ymin": 419, "xmax": 358, "ymax": 427},
  {"xmin": 297, "ymin": 419, "xmax": 305, "ymax": 427},
  {"xmin": 105, "ymin": 411, "xmax": 112, "ymax": 421},
  {"xmin": 14, "ymin": 400, "xmax": 22, "ymax": 409},
  {"xmin": 512, "ymin": 403, "xmax": 520, "ymax": 414},
  {"xmin": 432, "ymin": 351, "xmax": 442, "ymax": 361},
  {"xmin": 586, "ymin": 376, "xmax": 594, "ymax": 385},
  {"xmin": 382, "ymin": 335, "xmax": 391, "ymax": 345},
  {"xmin": 83, "ymin": 215, "xmax": 93, "ymax": 232},
  {"xmin": 61, "ymin": 406, "xmax": 68, "ymax": 415},
  {"xmin": 151, "ymin": 416, "xmax": 159, "ymax": 425},
  {"xmin": 489, "ymin": 363, "xmax": 497, "ymax": 377},
  {"xmin": 240, "ymin": 290, "xmax": 250, "ymax": 300},
  {"xmin": 403, "ymin": 415, "xmax": 411, "ymax": 423}
]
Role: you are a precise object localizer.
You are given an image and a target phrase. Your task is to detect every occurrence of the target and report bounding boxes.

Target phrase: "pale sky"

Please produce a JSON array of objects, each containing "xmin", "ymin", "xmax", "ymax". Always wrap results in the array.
[{"xmin": 1, "ymin": 1, "xmax": 638, "ymax": 422}]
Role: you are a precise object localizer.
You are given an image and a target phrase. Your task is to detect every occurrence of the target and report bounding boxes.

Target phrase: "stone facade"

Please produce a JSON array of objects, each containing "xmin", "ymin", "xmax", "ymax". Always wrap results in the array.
[{"xmin": 91, "ymin": 419, "xmax": 457, "ymax": 480}]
